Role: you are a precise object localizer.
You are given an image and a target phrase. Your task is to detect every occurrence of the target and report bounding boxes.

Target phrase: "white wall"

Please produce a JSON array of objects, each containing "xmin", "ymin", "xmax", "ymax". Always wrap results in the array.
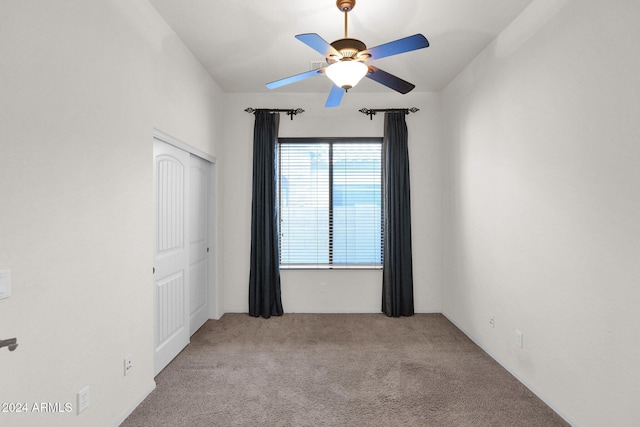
[
  {"xmin": 221, "ymin": 91, "xmax": 442, "ymax": 314},
  {"xmin": 441, "ymin": 0, "xmax": 640, "ymax": 425},
  {"xmin": 0, "ymin": 1, "xmax": 223, "ymax": 426}
]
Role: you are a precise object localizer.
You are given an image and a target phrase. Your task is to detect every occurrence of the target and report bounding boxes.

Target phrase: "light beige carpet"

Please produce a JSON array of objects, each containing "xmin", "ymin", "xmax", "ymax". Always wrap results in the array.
[{"xmin": 122, "ymin": 313, "xmax": 569, "ymax": 426}]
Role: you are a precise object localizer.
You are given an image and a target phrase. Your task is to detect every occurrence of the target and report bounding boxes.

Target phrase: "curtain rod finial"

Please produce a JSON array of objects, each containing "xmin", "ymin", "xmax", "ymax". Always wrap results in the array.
[{"xmin": 359, "ymin": 108, "xmax": 376, "ymax": 120}]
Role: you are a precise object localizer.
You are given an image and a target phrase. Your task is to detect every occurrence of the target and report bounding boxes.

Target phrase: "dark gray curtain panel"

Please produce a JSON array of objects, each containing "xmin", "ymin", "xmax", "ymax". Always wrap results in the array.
[
  {"xmin": 382, "ymin": 112, "xmax": 414, "ymax": 317},
  {"xmin": 249, "ymin": 111, "xmax": 283, "ymax": 318}
]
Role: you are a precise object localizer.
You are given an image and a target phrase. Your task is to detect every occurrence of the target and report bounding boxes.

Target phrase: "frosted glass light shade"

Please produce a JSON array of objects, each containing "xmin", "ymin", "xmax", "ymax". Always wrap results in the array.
[{"xmin": 325, "ymin": 61, "xmax": 368, "ymax": 90}]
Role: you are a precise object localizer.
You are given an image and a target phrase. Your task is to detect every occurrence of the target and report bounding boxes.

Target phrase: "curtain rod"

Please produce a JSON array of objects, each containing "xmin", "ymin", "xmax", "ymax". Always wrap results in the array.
[
  {"xmin": 245, "ymin": 107, "xmax": 305, "ymax": 120},
  {"xmin": 359, "ymin": 107, "xmax": 419, "ymax": 120}
]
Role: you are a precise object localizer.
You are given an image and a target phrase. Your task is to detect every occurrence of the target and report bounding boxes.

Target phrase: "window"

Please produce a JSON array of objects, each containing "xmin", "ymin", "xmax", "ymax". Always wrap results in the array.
[{"xmin": 278, "ymin": 138, "xmax": 382, "ymax": 268}]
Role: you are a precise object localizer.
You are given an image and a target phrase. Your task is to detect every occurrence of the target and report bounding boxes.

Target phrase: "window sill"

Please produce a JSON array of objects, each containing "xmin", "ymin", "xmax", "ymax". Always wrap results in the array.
[{"xmin": 280, "ymin": 264, "xmax": 382, "ymax": 271}]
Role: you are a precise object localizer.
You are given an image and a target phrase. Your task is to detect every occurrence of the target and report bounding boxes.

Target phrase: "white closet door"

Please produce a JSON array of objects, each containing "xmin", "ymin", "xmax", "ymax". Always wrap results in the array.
[
  {"xmin": 154, "ymin": 141, "xmax": 190, "ymax": 375},
  {"xmin": 189, "ymin": 154, "xmax": 210, "ymax": 335}
]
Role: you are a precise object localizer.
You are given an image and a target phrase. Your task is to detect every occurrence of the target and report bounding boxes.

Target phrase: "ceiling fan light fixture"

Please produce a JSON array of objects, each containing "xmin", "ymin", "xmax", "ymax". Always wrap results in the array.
[{"xmin": 325, "ymin": 60, "xmax": 368, "ymax": 90}]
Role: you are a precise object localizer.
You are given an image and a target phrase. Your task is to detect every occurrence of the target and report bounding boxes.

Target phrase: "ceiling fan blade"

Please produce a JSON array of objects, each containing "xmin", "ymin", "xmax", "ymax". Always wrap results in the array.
[
  {"xmin": 296, "ymin": 33, "xmax": 342, "ymax": 59},
  {"xmin": 359, "ymin": 34, "xmax": 429, "ymax": 61},
  {"xmin": 365, "ymin": 66, "xmax": 415, "ymax": 94},
  {"xmin": 325, "ymin": 84, "xmax": 345, "ymax": 108},
  {"xmin": 266, "ymin": 68, "xmax": 324, "ymax": 90}
]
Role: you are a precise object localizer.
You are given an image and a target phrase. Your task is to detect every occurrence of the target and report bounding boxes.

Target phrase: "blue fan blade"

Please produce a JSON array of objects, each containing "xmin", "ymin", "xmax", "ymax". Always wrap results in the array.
[
  {"xmin": 360, "ymin": 34, "xmax": 429, "ymax": 61},
  {"xmin": 296, "ymin": 33, "xmax": 342, "ymax": 59},
  {"xmin": 266, "ymin": 68, "xmax": 324, "ymax": 90},
  {"xmin": 366, "ymin": 66, "xmax": 415, "ymax": 94},
  {"xmin": 325, "ymin": 84, "xmax": 345, "ymax": 108}
]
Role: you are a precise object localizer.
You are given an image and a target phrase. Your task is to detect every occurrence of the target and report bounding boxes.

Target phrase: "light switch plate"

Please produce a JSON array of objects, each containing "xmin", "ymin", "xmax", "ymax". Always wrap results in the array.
[{"xmin": 0, "ymin": 269, "xmax": 11, "ymax": 299}]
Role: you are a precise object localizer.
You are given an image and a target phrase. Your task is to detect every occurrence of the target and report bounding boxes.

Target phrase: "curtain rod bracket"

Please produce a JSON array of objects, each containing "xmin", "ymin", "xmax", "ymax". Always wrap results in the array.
[
  {"xmin": 359, "ymin": 107, "xmax": 419, "ymax": 120},
  {"xmin": 245, "ymin": 107, "xmax": 305, "ymax": 120}
]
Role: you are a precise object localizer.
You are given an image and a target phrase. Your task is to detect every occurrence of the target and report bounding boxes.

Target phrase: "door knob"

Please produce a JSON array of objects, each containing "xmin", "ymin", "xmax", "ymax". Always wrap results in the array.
[{"xmin": 0, "ymin": 338, "xmax": 18, "ymax": 351}]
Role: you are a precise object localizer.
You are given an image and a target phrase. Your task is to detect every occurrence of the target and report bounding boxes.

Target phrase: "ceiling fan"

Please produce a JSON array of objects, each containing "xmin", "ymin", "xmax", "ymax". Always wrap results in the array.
[{"xmin": 266, "ymin": 0, "xmax": 429, "ymax": 107}]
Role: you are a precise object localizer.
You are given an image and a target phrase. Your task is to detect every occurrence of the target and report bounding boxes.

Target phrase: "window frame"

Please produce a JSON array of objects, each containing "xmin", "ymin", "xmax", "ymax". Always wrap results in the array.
[{"xmin": 277, "ymin": 137, "xmax": 384, "ymax": 270}]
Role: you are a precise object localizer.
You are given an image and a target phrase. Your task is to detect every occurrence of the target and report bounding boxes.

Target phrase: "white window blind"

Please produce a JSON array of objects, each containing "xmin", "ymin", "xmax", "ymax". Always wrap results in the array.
[{"xmin": 278, "ymin": 138, "xmax": 382, "ymax": 268}]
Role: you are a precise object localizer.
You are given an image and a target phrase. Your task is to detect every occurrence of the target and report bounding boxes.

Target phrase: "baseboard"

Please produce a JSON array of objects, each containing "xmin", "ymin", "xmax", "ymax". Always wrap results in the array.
[
  {"xmin": 220, "ymin": 310, "xmax": 441, "ymax": 315},
  {"xmin": 441, "ymin": 312, "xmax": 577, "ymax": 427},
  {"xmin": 286, "ymin": 309, "xmax": 381, "ymax": 314},
  {"xmin": 112, "ymin": 381, "xmax": 156, "ymax": 427}
]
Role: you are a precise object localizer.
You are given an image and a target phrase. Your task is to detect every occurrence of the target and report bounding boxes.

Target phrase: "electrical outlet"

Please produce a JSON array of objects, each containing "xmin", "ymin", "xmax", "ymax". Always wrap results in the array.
[
  {"xmin": 320, "ymin": 282, "xmax": 326, "ymax": 293},
  {"xmin": 124, "ymin": 355, "xmax": 133, "ymax": 376},
  {"xmin": 515, "ymin": 330, "xmax": 524, "ymax": 348},
  {"xmin": 77, "ymin": 386, "xmax": 89, "ymax": 414},
  {"xmin": 488, "ymin": 316, "xmax": 495, "ymax": 328}
]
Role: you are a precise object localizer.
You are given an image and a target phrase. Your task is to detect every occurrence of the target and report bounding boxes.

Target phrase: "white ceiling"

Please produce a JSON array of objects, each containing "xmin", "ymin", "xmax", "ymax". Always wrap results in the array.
[{"xmin": 149, "ymin": 0, "xmax": 533, "ymax": 94}]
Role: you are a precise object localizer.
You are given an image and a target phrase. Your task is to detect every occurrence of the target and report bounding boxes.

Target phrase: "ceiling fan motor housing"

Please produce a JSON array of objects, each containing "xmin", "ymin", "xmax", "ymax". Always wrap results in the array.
[{"xmin": 327, "ymin": 38, "xmax": 367, "ymax": 63}]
